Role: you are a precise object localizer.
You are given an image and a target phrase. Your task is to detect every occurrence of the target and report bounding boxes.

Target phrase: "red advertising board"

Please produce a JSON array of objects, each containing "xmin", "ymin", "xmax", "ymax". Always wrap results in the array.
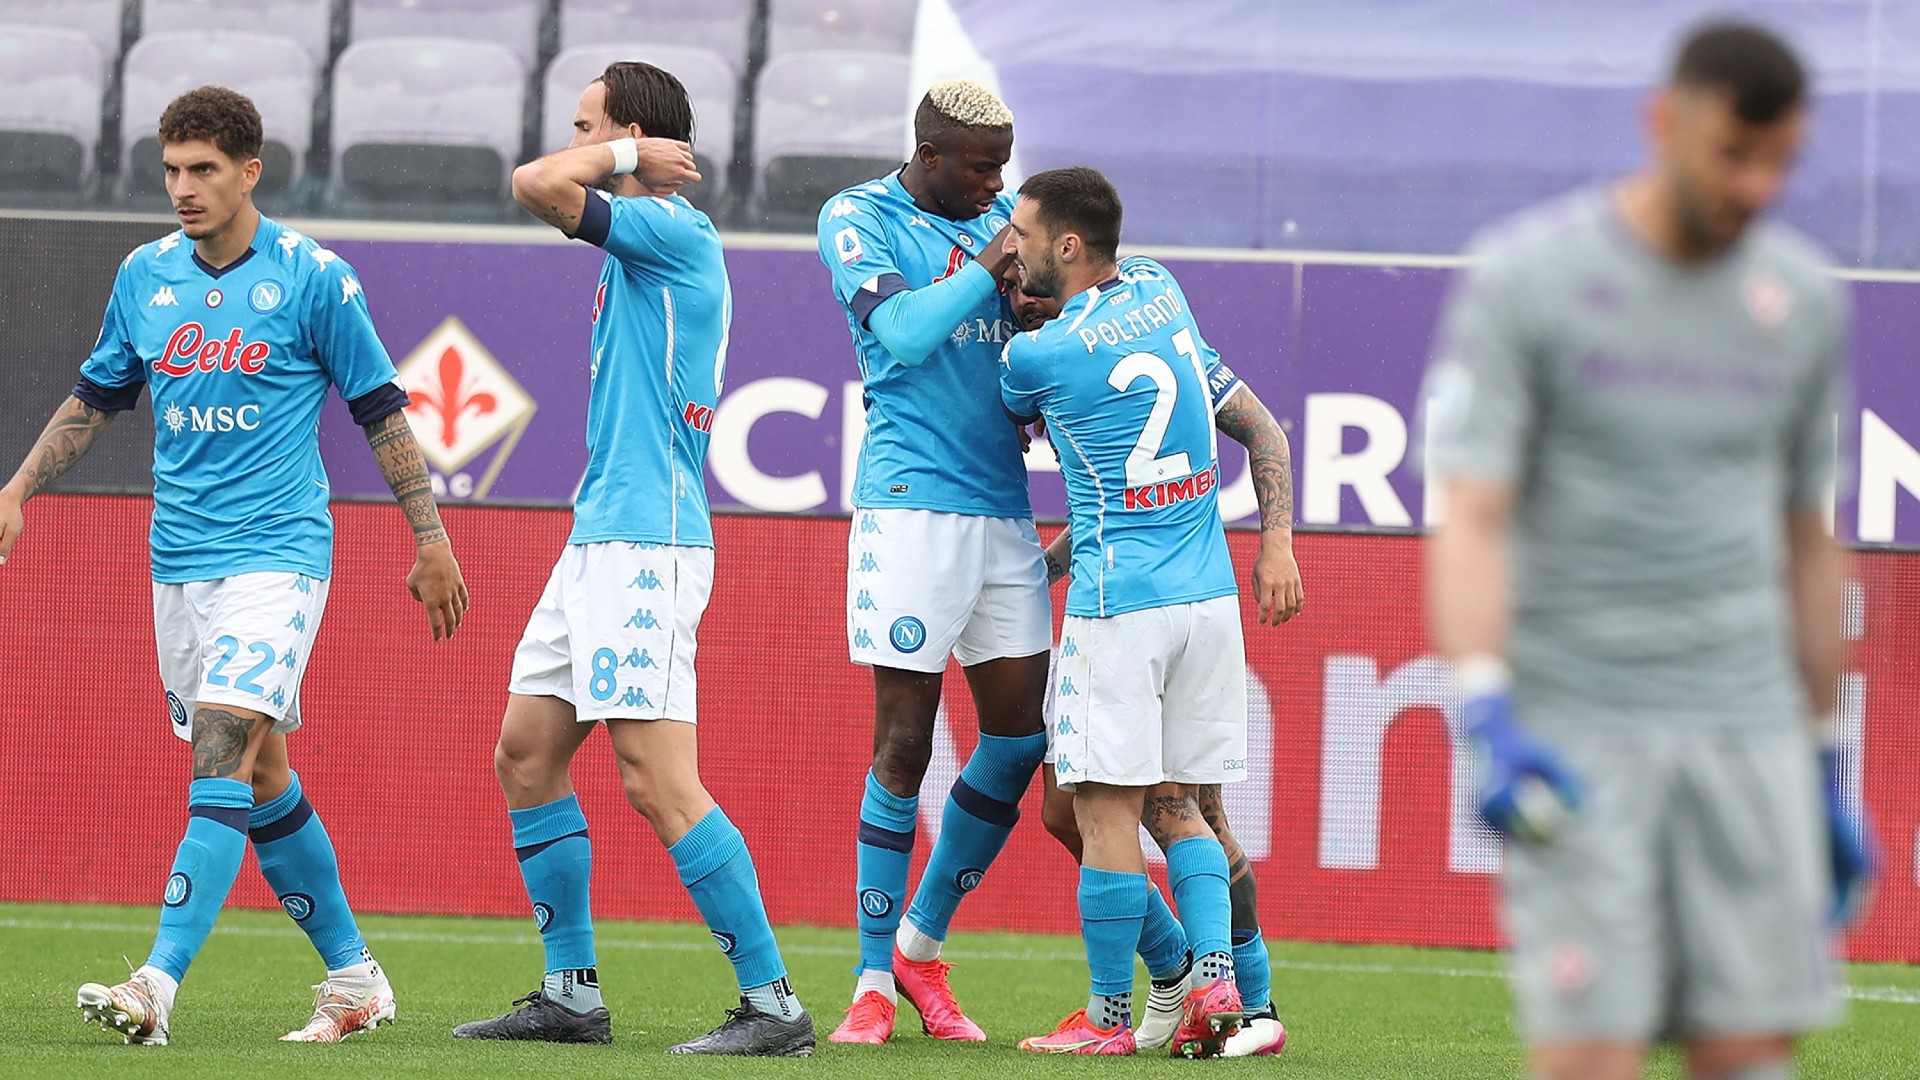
[{"xmin": 0, "ymin": 496, "xmax": 1912, "ymax": 962}]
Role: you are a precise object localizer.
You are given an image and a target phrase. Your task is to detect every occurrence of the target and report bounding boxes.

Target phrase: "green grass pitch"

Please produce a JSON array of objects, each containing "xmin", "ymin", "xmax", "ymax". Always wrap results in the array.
[{"xmin": 5, "ymin": 902, "xmax": 1917, "ymax": 1078}]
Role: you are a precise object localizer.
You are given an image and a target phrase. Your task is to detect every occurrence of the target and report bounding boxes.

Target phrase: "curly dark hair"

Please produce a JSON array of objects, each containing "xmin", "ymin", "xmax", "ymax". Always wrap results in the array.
[{"xmin": 158, "ymin": 86, "xmax": 263, "ymax": 161}]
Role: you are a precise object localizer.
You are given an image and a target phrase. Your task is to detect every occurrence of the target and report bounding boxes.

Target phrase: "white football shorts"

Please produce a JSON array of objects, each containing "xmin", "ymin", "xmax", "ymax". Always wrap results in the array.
[
  {"xmin": 1050, "ymin": 595, "xmax": 1249, "ymax": 789},
  {"xmin": 509, "ymin": 541, "xmax": 713, "ymax": 723},
  {"xmin": 153, "ymin": 571, "xmax": 331, "ymax": 742},
  {"xmin": 846, "ymin": 508, "xmax": 1051, "ymax": 673}
]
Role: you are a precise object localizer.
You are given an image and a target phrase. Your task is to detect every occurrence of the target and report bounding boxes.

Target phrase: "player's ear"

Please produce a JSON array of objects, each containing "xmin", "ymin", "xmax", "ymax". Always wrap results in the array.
[
  {"xmin": 914, "ymin": 141, "xmax": 940, "ymax": 170},
  {"xmin": 1059, "ymin": 231, "xmax": 1081, "ymax": 264},
  {"xmin": 241, "ymin": 155, "xmax": 262, "ymax": 193},
  {"xmin": 1646, "ymin": 88, "xmax": 1674, "ymax": 151}
]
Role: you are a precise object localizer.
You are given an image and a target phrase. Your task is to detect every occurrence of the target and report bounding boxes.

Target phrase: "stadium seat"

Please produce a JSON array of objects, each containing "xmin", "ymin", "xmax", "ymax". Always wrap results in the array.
[
  {"xmin": 0, "ymin": 25, "xmax": 107, "ymax": 195},
  {"xmin": 543, "ymin": 43, "xmax": 736, "ymax": 206},
  {"xmin": 766, "ymin": 0, "xmax": 916, "ymax": 56},
  {"xmin": 349, "ymin": 0, "xmax": 542, "ymax": 71},
  {"xmin": 753, "ymin": 50, "xmax": 908, "ymax": 221},
  {"xmin": 120, "ymin": 32, "xmax": 318, "ymax": 200},
  {"xmin": 558, "ymin": 0, "xmax": 752, "ymax": 75},
  {"xmin": 331, "ymin": 38, "xmax": 526, "ymax": 207},
  {"xmin": 2, "ymin": 0, "xmax": 123, "ymax": 61},
  {"xmin": 140, "ymin": 0, "xmax": 334, "ymax": 70}
]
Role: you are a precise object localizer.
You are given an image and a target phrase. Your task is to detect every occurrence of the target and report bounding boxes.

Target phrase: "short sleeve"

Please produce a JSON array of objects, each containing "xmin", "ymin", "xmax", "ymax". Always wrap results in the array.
[
  {"xmin": 305, "ymin": 251, "xmax": 401, "ymax": 401},
  {"xmin": 1194, "ymin": 333, "xmax": 1247, "ymax": 412},
  {"xmin": 574, "ymin": 189, "xmax": 702, "ymax": 271},
  {"xmin": 1785, "ymin": 280, "xmax": 1848, "ymax": 508},
  {"xmin": 78, "ymin": 262, "xmax": 145, "ymax": 394},
  {"xmin": 817, "ymin": 196, "xmax": 907, "ymax": 326},
  {"xmin": 1421, "ymin": 251, "xmax": 1537, "ymax": 485},
  {"xmin": 1000, "ymin": 333, "xmax": 1045, "ymax": 423}
]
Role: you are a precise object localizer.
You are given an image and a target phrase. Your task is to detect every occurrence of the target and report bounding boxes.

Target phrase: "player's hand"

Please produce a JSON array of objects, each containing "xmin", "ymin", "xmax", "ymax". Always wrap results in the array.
[
  {"xmin": 1251, "ymin": 538, "xmax": 1302, "ymax": 625},
  {"xmin": 633, "ymin": 138, "xmax": 700, "ymax": 197},
  {"xmin": 407, "ymin": 539, "xmax": 468, "ymax": 641},
  {"xmin": 1820, "ymin": 742, "xmax": 1878, "ymax": 925},
  {"xmin": 1466, "ymin": 691, "xmax": 1583, "ymax": 845},
  {"xmin": 980, "ymin": 223, "xmax": 1017, "ymax": 281},
  {"xmin": 0, "ymin": 490, "xmax": 23, "ymax": 566},
  {"xmin": 1015, "ymin": 419, "xmax": 1032, "ymax": 453}
]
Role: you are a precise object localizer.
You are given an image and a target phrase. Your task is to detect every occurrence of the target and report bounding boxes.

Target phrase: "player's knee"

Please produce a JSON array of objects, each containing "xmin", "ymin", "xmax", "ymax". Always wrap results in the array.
[
  {"xmin": 1041, "ymin": 787, "xmax": 1082, "ymax": 856},
  {"xmin": 493, "ymin": 736, "xmax": 559, "ymax": 797},
  {"xmin": 871, "ymin": 732, "xmax": 934, "ymax": 793}
]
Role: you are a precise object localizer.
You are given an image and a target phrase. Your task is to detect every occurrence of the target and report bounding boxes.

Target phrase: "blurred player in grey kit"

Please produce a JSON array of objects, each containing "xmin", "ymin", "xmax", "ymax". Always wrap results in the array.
[{"xmin": 1424, "ymin": 20, "xmax": 1875, "ymax": 1080}]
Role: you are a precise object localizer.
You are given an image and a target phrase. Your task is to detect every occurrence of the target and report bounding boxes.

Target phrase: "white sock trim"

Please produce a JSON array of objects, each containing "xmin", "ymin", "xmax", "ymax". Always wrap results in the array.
[
  {"xmin": 854, "ymin": 968, "xmax": 898, "ymax": 1005},
  {"xmin": 896, "ymin": 921, "xmax": 943, "ymax": 963}
]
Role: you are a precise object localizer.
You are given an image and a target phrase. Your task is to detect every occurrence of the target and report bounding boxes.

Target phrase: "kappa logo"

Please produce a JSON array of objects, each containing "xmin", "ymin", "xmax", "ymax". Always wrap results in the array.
[
  {"xmin": 340, "ymin": 277, "xmax": 361, "ymax": 304},
  {"xmin": 148, "ymin": 287, "xmax": 178, "ymax": 307},
  {"xmin": 280, "ymin": 893, "xmax": 315, "ymax": 921},
  {"xmin": 533, "ymin": 902, "xmax": 554, "ymax": 933},
  {"xmin": 399, "ymin": 316, "xmax": 537, "ymax": 498},
  {"xmin": 618, "ymin": 686, "xmax": 653, "ymax": 708},
  {"xmin": 853, "ymin": 628, "xmax": 875, "ymax": 650},
  {"xmin": 855, "ymin": 589, "xmax": 877, "ymax": 611},
  {"xmin": 1059, "ymin": 677, "xmax": 1078, "ymax": 697},
  {"xmin": 286, "ymin": 612, "xmax": 307, "ymax": 633},
  {"xmin": 281, "ymin": 648, "xmax": 297, "ymax": 669},
  {"xmin": 624, "ymin": 609, "xmax": 661, "ymax": 629},
  {"xmin": 828, "ymin": 198, "xmax": 861, "ymax": 220},
  {"xmin": 1061, "ymin": 638, "xmax": 1078, "ymax": 657},
  {"xmin": 858, "ymin": 513, "xmax": 881, "ymax": 535},
  {"xmin": 857, "ymin": 552, "xmax": 879, "ymax": 572},
  {"xmin": 859, "ymin": 889, "xmax": 893, "ymax": 917},
  {"xmin": 889, "ymin": 616, "xmax": 926, "ymax": 654},
  {"xmin": 620, "ymin": 648, "xmax": 657, "ymax": 669},
  {"xmin": 156, "ymin": 233, "xmax": 181, "ymax": 256},
  {"xmin": 164, "ymin": 873, "xmax": 192, "ymax": 907},
  {"xmin": 1056, "ymin": 716, "xmax": 1076, "ymax": 736},
  {"xmin": 629, "ymin": 570, "xmax": 663, "ymax": 590}
]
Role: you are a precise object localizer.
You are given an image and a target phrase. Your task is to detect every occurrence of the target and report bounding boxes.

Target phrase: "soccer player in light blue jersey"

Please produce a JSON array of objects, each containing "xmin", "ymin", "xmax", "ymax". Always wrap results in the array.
[
  {"xmin": 0, "ymin": 87, "xmax": 467, "ymax": 1045},
  {"xmin": 999, "ymin": 167, "xmax": 1253, "ymax": 1058},
  {"xmin": 451, "ymin": 62, "xmax": 812, "ymax": 1058},
  {"xmin": 1009, "ymin": 276, "xmax": 1299, "ymax": 1058},
  {"xmin": 816, "ymin": 80, "xmax": 1052, "ymax": 1044}
]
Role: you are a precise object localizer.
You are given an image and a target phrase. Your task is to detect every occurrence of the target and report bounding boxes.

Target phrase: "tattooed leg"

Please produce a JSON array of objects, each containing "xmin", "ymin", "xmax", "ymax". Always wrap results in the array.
[
  {"xmin": 1196, "ymin": 784, "xmax": 1259, "ymax": 930},
  {"xmin": 190, "ymin": 706, "xmax": 271, "ymax": 781}
]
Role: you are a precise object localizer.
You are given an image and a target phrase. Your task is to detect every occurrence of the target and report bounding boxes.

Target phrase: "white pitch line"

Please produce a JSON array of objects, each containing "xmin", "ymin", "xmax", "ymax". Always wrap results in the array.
[{"xmin": 3, "ymin": 916, "xmax": 1913, "ymax": 1005}]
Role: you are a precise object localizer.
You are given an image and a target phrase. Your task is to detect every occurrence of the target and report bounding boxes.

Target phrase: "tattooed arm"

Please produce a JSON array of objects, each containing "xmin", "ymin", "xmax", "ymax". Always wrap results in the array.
[
  {"xmin": 1215, "ymin": 386, "xmax": 1303, "ymax": 625},
  {"xmin": 364, "ymin": 411, "xmax": 468, "ymax": 640},
  {"xmin": 1043, "ymin": 526, "xmax": 1072, "ymax": 585},
  {"xmin": 0, "ymin": 397, "xmax": 118, "ymax": 565}
]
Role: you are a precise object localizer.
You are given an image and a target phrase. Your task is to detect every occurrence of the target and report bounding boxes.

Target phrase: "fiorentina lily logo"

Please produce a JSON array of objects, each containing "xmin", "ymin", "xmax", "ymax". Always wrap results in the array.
[{"xmin": 396, "ymin": 316, "xmax": 535, "ymax": 499}]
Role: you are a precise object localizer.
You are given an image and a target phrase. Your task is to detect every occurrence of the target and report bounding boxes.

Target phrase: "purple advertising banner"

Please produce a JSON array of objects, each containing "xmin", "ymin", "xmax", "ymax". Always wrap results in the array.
[{"xmin": 314, "ymin": 234, "xmax": 1920, "ymax": 545}]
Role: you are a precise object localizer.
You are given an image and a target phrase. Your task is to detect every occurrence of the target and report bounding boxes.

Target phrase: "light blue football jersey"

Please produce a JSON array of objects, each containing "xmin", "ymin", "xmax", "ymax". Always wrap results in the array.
[
  {"xmin": 1001, "ymin": 256, "xmax": 1239, "ymax": 617},
  {"xmin": 818, "ymin": 172, "xmax": 1030, "ymax": 517},
  {"xmin": 569, "ymin": 189, "xmax": 729, "ymax": 547},
  {"xmin": 80, "ymin": 217, "xmax": 400, "ymax": 584}
]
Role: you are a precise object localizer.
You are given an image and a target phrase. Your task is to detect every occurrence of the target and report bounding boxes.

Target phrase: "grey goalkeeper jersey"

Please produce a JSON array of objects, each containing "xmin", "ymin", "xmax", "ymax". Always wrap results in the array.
[{"xmin": 1424, "ymin": 188, "xmax": 1846, "ymax": 730}]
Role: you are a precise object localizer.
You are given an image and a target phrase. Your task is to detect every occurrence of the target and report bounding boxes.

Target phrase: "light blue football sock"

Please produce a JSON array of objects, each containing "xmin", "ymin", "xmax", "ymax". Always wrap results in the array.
[
  {"xmin": 854, "ymin": 771, "xmax": 916, "ymax": 973},
  {"xmin": 511, "ymin": 794, "xmax": 599, "ymax": 1012},
  {"xmin": 904, "ymin": 731, "xmax": 1044, "ymax": 943},
  {"xmin": 250, "ymin": 772, "xmax": 369, "ymax": 972},
  {"xmin": 1080, "ymin": 867, "xmax": 1147, "ymax": 1029},
  {"xmin": 1140, "ymin": 884, "xmax": 1190, "ymax": 982},
  {"xmin": 670, "ymin": 808, "xmax": 798, "ymax": 1018},
  {"xmin": 1166, "ymin": 836, "xmax": 1234, "ymax": 981},
  {"xmin": 1232, "ymin": 928, "xmax": 1273, "ymax": 1010},
  {"xmin": 146, "ymin": 778, "xmax": 253, "ymax": 982}
]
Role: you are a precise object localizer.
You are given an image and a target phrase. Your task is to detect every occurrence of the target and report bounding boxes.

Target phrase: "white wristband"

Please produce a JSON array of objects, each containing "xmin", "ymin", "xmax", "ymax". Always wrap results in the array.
[
  {"xmin": 1454, "ymin": 654, "xmax": 1512, "ymax": 698},
  {"xmin": 607, "ymin": 137, "xmax": 639, "ymax": 176}
]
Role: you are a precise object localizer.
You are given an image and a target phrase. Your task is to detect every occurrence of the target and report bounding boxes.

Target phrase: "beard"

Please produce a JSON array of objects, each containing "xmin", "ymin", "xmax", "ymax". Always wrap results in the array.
[{"xmin": 1021, "ymin": 255, "xmax": 1065, "ymax": 300}]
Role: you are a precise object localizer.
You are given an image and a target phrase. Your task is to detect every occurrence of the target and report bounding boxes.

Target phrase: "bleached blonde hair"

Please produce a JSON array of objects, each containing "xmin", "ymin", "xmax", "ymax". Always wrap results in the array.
[{"xmin": 921, "ymin": 79, "xmax": 1013, "ymax": 130}]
